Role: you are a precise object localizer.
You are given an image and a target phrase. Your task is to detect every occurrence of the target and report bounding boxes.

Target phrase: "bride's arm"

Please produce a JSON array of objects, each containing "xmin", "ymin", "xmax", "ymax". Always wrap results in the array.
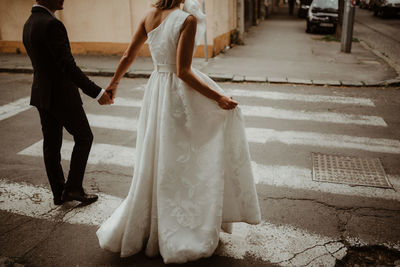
[
  {"xmin": 107, "ymin": 18, "xmax": 148, "ymax": 99},
  {"xmin": 177, "ymin": 15, "xmax": 238, "ymax": 110}
]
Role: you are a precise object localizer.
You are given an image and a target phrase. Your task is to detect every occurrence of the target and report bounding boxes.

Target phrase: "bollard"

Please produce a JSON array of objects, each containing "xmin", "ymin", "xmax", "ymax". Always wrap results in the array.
[{"xmin": 341, "ymin": 0, "xmax": 355, "ymax": 53}]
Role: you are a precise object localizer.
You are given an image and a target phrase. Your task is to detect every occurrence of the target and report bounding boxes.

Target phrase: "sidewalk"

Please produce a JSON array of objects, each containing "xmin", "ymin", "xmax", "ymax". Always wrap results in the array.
[
  {"xmin": 202, "ymin": 7, "xmax": 400, "ymax": 86},
  {"xmin": 1, "ymin": 7, "xmax": 399, "ymax": 86}
]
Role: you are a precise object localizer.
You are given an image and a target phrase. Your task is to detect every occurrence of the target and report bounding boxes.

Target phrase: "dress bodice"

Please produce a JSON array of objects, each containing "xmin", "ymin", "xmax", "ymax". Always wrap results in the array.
[{"xmin": 147, "ymin": 9, "xmax": 190, "ymax": 66}]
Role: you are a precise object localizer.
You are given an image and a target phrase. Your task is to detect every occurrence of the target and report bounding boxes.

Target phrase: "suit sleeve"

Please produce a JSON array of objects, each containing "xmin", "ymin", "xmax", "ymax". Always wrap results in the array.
[{"xmin": 47, "ymin": 19, "xmax": 102, "ymax": 99}]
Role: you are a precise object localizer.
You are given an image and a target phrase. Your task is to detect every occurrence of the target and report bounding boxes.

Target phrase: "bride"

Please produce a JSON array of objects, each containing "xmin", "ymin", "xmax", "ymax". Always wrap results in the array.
[{"xmin": 96, "ymin": 0, "xmax": 261, "ymax": 264}]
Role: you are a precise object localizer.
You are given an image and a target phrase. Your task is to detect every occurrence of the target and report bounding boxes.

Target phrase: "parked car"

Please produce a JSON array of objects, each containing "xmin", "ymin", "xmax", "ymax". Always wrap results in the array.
[
  {"xmin": 369, "ymin": 0, "xmax": 377, "ymax": 9},
  {"xmin": 306, "ymin": 0, "xmax": 339, "ymax": 33},
  {"xmin": 373, "ymin": 0, "xmax": 400, "ymax": 16},
  {"xmin": 298, "ymin": 0, "xmax": 313, "ymax": 18},
  {"xmin": 359, "ymin": 0, "xmax": 371, "ymax": 8}
]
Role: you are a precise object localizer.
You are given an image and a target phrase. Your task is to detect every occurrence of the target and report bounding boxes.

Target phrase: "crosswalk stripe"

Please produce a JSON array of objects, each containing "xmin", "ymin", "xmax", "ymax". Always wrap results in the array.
[
  {"xmin": 128, "ymin": 85, "xmax": 376, "ymax": 107},
  {"xmin": 0, "ymin": 95, "xmax": 385, "ymax": 127},
  {"xmin": 110, "ymin": 97, "xmax": 387, "ymax": 127},
  {"xmin": 113, "ymin": 97, "xmax": 142, "ymax": 107},
  {"xmin": 86, "ymin": 114, "xmax": 137, "ymax": 132},
  {"xmin": 0, "ymin": 179, "xmax": 122, "ymax": 226},
  {"xmin": 245, "ymin": 128, "xmax": 400, "ymax": 154},
  {"xmin": 0, "ymin": 97, "xmax": 31, "ymax": 121},
  {"xmin": 240, "ymin": 105, "xmax": 387, "ymax": 127},
  {"xmin": 252, "ymin": 163, "xmax": 400, "ymax": 201},
  {"xmin": 18, "ymin": 140, "xmax": 400, "ymax": 200},
  {"xmin": 18, "ymin": 140, "xmax": 135, "ymax": 167},
  {"xmin": 84, "ymin": 114, "xmax": 399, "ymax": 154},
  {"xmin": 0, "ymin": 179, "xmax": 348, "ymax": 265},
  {"xmin": 226, "ymin": 88, "xmax": 375, "ymax": 107}
]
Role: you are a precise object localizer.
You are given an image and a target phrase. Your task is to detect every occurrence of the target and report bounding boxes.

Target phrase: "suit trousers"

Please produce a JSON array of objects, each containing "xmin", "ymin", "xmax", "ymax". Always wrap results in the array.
[{"xmin": 37, "ymin": 105, "xmax": 93, "ymax": 198}]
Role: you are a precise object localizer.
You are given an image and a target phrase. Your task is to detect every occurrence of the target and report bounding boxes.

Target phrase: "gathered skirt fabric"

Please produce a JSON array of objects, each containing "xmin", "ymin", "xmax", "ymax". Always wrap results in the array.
[{"xmin": 96, "ymin": 68, "xmax": 261, "ymax": 264}]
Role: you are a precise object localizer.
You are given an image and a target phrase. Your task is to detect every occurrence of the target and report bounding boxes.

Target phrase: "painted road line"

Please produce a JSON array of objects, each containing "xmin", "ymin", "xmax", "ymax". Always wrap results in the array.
[
  {"xmin": 84, "ymin": 113, "xmax": 399, "ymax": 154},
  {"xmin": 240, "ymin": 105, "xmax": 387, "ymax": 127},
  {"xmin": 87, "ymin": 114, "xmax": 137, "ymax": 132},
  {"xmin": 0, "ymin": 179, "xmax": 122, "ymax": 226},
  {"xmin": 0, "ymin": 97, "xmax": 31, "ymax": 121},
  {"xmin": 0, "ymin": 179, "xmax": 349, "ymax": 266},
  {"xmin": 110, "ymin": 98, "xmax": 386, "ymax": 127},
  {"xmin": 246, "ymin": 128, "xmax": 400, "ymax": 154},
  {"xmin": 3, "ymin": 180, "xmax": 400, "ymax": 265},
  {"xmin": 113, "ymin": 97, "xmax": 142, "ymax": 108},
  {"xmin": 218, "ymin": 222, "xmax": 346, "ymax": 266},
  {"xmin": 128, "ymin": 86, "xmax": 375, "ymax": 107},
  {"xmin": 18, "ymin": 140, "xmax": 400, "ymax": 200},
  {"xmin": 18, "ymin": 140, "xmax": 135, "ymax": 167},
  {"xmin": 225, "ymin": 89, "xmax": 375, "ymax": 107},
  {"xmin": 251, "ymin": 163, "xmax": 400, "ymax": 201}
]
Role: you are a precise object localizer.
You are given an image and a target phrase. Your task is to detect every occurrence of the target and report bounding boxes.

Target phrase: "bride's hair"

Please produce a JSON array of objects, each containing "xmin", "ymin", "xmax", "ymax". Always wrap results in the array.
[{"xmin": 153, "ymin": 0, "xmax": 182, "ymax": 10}]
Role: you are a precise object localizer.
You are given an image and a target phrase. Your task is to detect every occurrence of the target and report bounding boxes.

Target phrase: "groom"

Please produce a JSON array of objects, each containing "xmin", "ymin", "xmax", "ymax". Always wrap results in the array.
[{"xmin": 23, "ymin": 0, "xmax": 113, "ymax": 205}]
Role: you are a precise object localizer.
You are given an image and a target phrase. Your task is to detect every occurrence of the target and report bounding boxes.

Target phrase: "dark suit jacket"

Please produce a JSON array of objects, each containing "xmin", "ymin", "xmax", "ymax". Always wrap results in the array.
[{"xmin": 23, "ymin": 6, "xmax": 101, "ymax": 110}]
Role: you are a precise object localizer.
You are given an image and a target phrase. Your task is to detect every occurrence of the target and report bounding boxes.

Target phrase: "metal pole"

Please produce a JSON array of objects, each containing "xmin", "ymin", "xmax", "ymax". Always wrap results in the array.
[
  {"xmin": 341, "ymin": 0, "xmax": 355, "ymax": 53},
  {"xmin": 202, "ymin": 0, "xmax": 208, "ymax": 61}
]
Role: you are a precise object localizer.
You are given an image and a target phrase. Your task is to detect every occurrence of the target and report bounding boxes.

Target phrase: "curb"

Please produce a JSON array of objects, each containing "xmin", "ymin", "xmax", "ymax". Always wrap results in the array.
[
  {"xmin": 359, "ymin": 40, "xmax": 400, "ymax": 77},
  {"xmin": 1, "ymin": 67, "xmax": 400, "ymax": 87}
]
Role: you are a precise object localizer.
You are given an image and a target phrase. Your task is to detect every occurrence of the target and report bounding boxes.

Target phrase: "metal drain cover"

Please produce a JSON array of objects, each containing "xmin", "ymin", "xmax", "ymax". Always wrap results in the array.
[{"xmin": 312, "ymin": 153, "xmax": 392, "ymax": 188}]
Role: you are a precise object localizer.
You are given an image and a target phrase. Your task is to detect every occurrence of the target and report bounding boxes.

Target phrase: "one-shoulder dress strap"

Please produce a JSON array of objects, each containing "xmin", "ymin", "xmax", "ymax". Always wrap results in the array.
[{"xmin": 173, "ymin": 10, "xmax": 191, "ymax": 36}]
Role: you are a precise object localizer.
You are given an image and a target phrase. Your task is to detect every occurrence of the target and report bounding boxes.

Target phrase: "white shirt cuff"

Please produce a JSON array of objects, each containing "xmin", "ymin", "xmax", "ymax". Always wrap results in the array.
[{"xmin": 95, "ymin": 89, "xmax": 105, "ymax": 101}]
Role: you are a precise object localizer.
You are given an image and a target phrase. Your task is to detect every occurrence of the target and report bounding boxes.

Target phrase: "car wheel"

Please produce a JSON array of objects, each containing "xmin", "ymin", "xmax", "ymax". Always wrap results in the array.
[{"xmin": 373, "ymin": 8, "xmax": 378, "ymax": 15}]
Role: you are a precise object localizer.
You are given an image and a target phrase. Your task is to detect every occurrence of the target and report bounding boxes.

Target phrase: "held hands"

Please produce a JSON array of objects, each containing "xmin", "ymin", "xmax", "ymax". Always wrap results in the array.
[
  {"xmin": 217, "ymin": 95, "xmax": 238, "ymax": 110},
  {"xmin": 106, "ymin": 84, "xmax": 118, "ymax": 101},
  {"xmin": 98, "ymin": 91, "xmax": 114, "ymax": 105},
  {"xmin": 98, "ymin": 82, "xmax": 118, "ymax": 105}
]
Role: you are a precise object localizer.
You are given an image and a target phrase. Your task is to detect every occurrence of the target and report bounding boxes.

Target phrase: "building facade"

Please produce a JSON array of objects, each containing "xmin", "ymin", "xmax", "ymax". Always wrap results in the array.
[{"xmin": 0, "ymin": 0, "xmax": 238, "ymax": 58}]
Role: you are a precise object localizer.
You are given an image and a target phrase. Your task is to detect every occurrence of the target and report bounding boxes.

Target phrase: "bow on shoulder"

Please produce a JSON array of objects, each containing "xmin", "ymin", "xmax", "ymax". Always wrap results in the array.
[{"xmin": 183, "ymin": 0, "xmax": 206, "ymax": 47}]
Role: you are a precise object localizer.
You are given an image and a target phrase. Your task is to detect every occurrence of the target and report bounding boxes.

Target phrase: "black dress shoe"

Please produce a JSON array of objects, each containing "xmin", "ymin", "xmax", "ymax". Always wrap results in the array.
[
  {"xmin": 62, "ymin": 190, "xmax": 98, "ymax": 204},
  {"xmin": 53, "ymin": 198, "xmax": 64, "ymax": 205}
]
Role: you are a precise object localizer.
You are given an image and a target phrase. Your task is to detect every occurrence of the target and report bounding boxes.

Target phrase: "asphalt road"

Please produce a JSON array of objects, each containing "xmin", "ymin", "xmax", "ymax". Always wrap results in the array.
[{"xmin": 1, "ymin": 73, "xmax": 400, "ymax": 266}]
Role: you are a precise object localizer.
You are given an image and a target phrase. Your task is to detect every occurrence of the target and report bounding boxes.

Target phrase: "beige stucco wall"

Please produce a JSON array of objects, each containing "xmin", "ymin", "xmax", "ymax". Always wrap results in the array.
[
  {"xmin": 59, "ymin": 0, "xmax": 133, "ymax": 43},
  {"xmin": 0, "ymin": 0, "xmax": 33, "ymax": 41},
  {"xmin": 206, "ymin": 0, "xmax": 237, "ymax": 38},
  {"xmin": 0, "ymin": 0, "xmax": 237, "ymax": 57}
]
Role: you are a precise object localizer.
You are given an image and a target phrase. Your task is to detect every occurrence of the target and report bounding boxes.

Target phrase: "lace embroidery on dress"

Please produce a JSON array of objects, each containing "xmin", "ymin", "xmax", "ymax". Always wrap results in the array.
[{"xmin": 96, "ymin": 5, "xmax": 261, "ymax": 264}]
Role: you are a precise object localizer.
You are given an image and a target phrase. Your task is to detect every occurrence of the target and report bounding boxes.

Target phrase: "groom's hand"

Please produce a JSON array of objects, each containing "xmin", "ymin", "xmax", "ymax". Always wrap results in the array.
[
  {"xmin": 106, "ymin": 86, "xmax": 117, "ymax": 100},
  {"xmin": 98, "ymin": 91, "xmax": 113, "ymax": 105},
  {"xmin": 106, "ymin": 90, "xmax": 113, "ymax": 99}
]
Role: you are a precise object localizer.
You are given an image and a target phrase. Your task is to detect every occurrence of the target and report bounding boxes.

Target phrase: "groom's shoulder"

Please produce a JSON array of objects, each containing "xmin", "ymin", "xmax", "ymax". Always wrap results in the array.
[
  {"xmin": 30, "ymin": 12, "xmax": 63, "ymax": 30},
  {"xmin": 45, "ymin": 17, "xmax": 66, "ymax": 33},
  {"xmin": 25, "ymin": 12, "xmax": 63, "ymax": 34}
]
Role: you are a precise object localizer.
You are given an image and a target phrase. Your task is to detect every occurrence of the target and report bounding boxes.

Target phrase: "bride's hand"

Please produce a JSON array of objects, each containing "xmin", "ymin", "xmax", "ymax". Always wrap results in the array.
[
  {"xmin": 217, "ymin": 96, "xmax": 238, "ymax": 110},
  {"xmin": 106, "ymin": 84, "xmax": 118, "ymax": 100}
]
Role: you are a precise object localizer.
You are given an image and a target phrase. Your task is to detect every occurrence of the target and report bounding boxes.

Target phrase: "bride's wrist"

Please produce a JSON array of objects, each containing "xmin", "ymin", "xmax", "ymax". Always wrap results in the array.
[
  {"xmin": 215, "ymin": 94, "xmax": 223, "ymax": 103},
  {"xmin": 110, "ymin": 79, "xmax": 120, "ymax": 86}
]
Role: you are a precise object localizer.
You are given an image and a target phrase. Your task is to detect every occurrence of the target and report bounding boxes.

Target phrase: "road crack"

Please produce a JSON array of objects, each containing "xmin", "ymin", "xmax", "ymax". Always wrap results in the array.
[
  {"xmin": 0, "ymin": 218, "xmax": 34, "ymax": 237},
  {"xmin": 263, "ymin": 196, "xmax": 400, "ymax": 213},
  {"xmin": 273, "ymin": 240, "xmax": 344, "ymax": 266},
  {"xmin": 19, "ymin": 203, "xmax": 83, "ymax": 258}
]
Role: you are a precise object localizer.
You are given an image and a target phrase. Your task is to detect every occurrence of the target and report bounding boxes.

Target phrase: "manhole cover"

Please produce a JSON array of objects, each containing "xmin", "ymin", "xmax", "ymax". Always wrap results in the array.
[{"xmin": 312, "ymin": 153, "xmax": 392, "ymax": 188}]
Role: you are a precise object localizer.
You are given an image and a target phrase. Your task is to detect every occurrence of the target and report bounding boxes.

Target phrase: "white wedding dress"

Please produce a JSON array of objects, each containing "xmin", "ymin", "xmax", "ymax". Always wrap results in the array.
[{"xmin": 96, "ymin": 2, "xmax": 261, "ymax": 264}]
